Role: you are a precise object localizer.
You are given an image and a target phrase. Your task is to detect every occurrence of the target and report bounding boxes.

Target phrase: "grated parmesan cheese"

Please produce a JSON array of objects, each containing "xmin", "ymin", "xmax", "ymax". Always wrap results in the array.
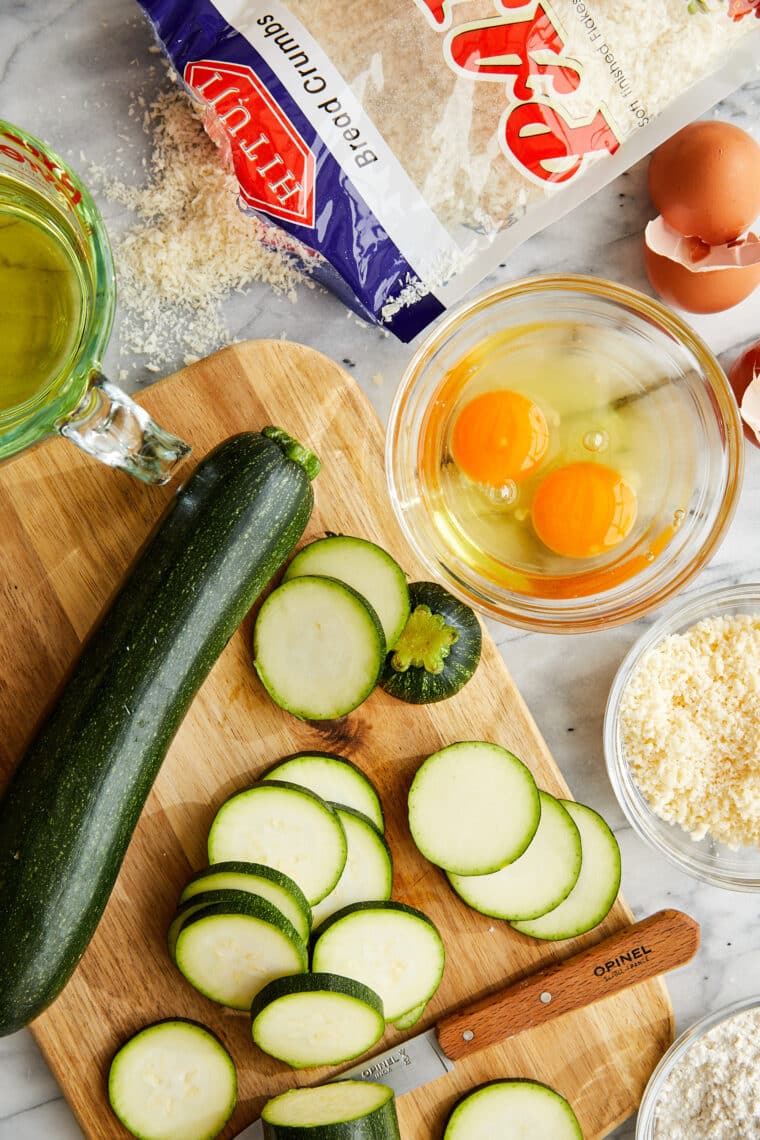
[
  {"xmin": 90, "ymin": 86, "xmax": 311, "ymax": 368},
  {"xmin": 619, "ymin": 614, "xmax": 760, "ymax": 849}
]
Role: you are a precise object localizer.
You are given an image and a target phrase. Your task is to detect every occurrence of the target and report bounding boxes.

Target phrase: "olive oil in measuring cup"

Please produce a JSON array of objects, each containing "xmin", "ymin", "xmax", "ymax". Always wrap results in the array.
[
  {"xmin": 419, "ymin": 323, "xmax": 685, "ymax": 599},
  {"xmin": 0, "ymin": 182, "xmax": 87, "ymax": 414},
  {"xmin": 0, "ymin": 118, "xmax": 188, "ymax": 482}
]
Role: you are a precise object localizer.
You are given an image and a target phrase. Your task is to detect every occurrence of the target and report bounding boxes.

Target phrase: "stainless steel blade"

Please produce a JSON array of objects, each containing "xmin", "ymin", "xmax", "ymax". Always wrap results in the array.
[{"xmin": 233, "ymin": 1028, "xmax": 454, "ymax": 1139}]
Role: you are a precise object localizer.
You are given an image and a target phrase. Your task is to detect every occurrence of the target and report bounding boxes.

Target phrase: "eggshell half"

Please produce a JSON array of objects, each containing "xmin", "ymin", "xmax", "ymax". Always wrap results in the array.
[
  {"xmin": 643, "ymin": 218, "xmax": 760, "ymax": 314},
  {"xmin": 741, "ymin": 378, "xmax": 760, "ymax": 447},
  {"xmin": 648, "ymin": 120, "xmax": 760, "ymax": 246},
  {"xmin": 728, "ymin": 342, "xmax": 760, "ymax": 447}
]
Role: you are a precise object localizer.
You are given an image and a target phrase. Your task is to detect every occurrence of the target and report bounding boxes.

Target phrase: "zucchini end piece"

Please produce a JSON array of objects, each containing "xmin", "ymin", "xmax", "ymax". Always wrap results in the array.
[
  {"xmin": 389, "ymin": 603, "xmax": 458, "ymax": 674},
  {"xmin": 262, "ymin": 426, "xmax": 321, "ymax": 480}
]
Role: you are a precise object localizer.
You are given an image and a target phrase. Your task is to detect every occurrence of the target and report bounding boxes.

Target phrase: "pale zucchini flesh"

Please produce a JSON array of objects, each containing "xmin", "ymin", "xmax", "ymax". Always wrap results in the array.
[
  {"xmin": 262, "ymin": 1080, "xmax": 399, "ymax": 1135},
  {"xmin": 392, "ymin": 1001, "xmax": 427, "ymax": 1031},
  {"xmin": 251, "ymin": 972, "xmax": 385, "ymax": 1068},
  {"xmin": 443, "ymin": 1079, "xmax": 582, "ymax": 1139},
  {"xmin": 283, "ymin": 535, "xmax": 410, "ymax": 649},
  {"xmin": 168, "ymin": 899, "xmax": 211, "ymax": 965},
  {"xmin": 311, "ymin": 902, "xmax": 445, "ymax": 1023},
  {"xmin": 263, "ymin": 753, "xmax": 384, "ymax": 831},
  {"xmin": 108, "ymin": 1019, "xmax": 237, "ymax": 1140},
  {"xmin": 511, "ymin": 800, "xmax": 621, "ymax": 941},
  {"xmin": 253, "ymin": 576, "xmax": 386, "ymax": 720},
  {"xmin": 447, "ymin": 791, "xmax": 582, "ymax": 921},
  {"xmin": 311, "ymin": 807, "xmax": 393, "ymax": 930},
  {"xmin": 207, "ymin": 782, "xmax": 347, "ymax": 905},
  {"xmin": 180, "ymin": 862, "xmax": 311, "ymax": 943},
  {"xmin": 167, "ymin": 889, "xmax": 259, "ymax": 964},
  {"xmin": 175, "ymin": 898, "xmax": 307, "ymax": 1010},
  {"xmin": 408, "ymin": 741, "xmax": 540, "ymax": 876}
]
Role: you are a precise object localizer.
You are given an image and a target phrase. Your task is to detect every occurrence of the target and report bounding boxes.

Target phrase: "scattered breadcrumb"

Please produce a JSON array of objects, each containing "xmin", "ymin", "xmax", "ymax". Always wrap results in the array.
[
  {"xmin": 620, "ymin": 614, "xmax": 760, "ymax": 849},
  {"xmin": 89, "ymin": 87, "xmax": 311, "ymax": 368},
  {"xmin": 371, "ymin": 372, "xmax": 384, "ymax": 387}
]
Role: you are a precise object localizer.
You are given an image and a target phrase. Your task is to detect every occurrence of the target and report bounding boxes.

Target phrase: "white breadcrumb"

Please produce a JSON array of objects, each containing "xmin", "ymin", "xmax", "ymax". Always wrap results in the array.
[
  {"xmin": 90, "ymin": 87, "xmax": 311, "ymax": 367},
  {"xmin": 653, "ymin": 1007, "xmax": 760, "ymax": 1139},
  {"xmin": 620, "ymin": 614, "xmax": 760, "ymax": 849}
]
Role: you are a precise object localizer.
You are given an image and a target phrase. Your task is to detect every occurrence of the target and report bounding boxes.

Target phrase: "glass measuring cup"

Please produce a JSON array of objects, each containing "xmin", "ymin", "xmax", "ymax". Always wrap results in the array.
[{"xmin": 0, "ymin": 120, "xmax": 189, "ymax": 483}]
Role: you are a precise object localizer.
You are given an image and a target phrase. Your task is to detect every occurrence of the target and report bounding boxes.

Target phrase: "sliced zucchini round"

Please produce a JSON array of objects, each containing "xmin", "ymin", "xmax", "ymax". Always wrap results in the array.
[
  {"xmin": 380, "ymin": 581, "xmax": 482, "ymax": 705},
  {"xmin": 443, "ymin": 1079, "xmax": 582, "ymax": 1139},
  {"xmin": 311, "ymin": 806, "xmax": 393, "ymax": 930},
  {"xmin": 263, "ymin": 752, "xmax": 384, "ymax": 832},
  {"xmin": 108, "ymin": 1019, "xmax": 237, "ymax": 1140},
  {"xmin": 408, "ymin": 741, "xmax": 540, "ymax": 876},
  {"xmin": 180, "ymin": 862, "xmax": 311, "ymax": 943},
  {"xmin": 511, "ymin": 801, "xmax": 621, "ymax": 941},
  {"xmin": 261, "ymin": 1080, "xmax": 400, "ymax": 1139},
  {"xmin": 168, "ymin": 899, "xmax": 212, "ymax": 966},
  {"xmin": 207, "ymin": 781, "xmax": 347, "ymax": 905},
  {"xmin": 175, "ymin": 895, "xmax": 307, "ymax": 1010},
  {"xmin": 251, "ymin": 972, "xmax": 385, "ymax": 1069},
  {"xmin": 168, "ymin": 888, "xmax": 284, "ymax": 964},
  {"xmin": 392, "ymin": 1001, "xmax": 427, "ymax": 1031},
  {"xmin": 283, "ymin": 535, "xmax": 410, "ymax": 650},
  {"xmin": 311, "ymin": 901, "xmax": 445, "ymax": 1023},
  {"xmin": 253, "ymin": 576, "xmax": 386, "ymax": 720},
  {"xmin": 447, "ymin": 791, "xmax": 582, "ymax": 922}
]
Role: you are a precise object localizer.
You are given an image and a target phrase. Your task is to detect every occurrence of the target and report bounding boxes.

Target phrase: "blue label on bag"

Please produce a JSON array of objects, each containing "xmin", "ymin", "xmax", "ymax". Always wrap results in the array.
[{"xmin": 136, "ymin": 0, "xmax": 452, "ymax": 340}]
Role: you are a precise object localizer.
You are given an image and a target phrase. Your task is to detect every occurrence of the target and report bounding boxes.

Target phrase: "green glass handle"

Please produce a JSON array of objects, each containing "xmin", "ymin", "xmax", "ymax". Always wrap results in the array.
[{"xmin": 58, "ymin": 376, "xmax": 191, "ymax": 485}]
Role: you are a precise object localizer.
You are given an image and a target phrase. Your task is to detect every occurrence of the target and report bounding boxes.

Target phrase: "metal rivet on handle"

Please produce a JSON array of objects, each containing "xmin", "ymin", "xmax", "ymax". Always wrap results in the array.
[
  {"xmin": 462, "ymin": 1029, "xmax": 475, "ymax": 1041},
  {"xmin": 540, "ymin": 991, "xmax": 552, "ymax": 1004}
]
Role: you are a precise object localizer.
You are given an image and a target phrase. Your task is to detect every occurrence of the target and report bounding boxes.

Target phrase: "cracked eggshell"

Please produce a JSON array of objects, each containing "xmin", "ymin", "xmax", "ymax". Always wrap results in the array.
[
  {"xmin": 648, "ymin": 121, "xmax": 760, "ymax": 246},
  {"xmin": 643, "ymin": 218, "xmax": 760, "ymax": 314},
  {"xmin": 728, "ymin": 342, "xmax": 760, "ymax": 448}
]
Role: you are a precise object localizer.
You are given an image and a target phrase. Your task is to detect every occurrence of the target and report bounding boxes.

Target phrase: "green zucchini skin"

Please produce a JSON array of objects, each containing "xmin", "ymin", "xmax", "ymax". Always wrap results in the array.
[
  {"xmin": 0, "ymin": 429, "xmax": 317, "ymax": 1036},
  {"xmin": 380, "ymin": 581, "xmax": 482, "ymax": 704}
]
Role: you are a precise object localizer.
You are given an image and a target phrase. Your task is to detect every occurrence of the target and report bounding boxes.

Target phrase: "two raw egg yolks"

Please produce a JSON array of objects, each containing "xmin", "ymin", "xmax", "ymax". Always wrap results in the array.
[{"xmin": 450, "ymin": 390, "xmax": 637, "ymax": 560}]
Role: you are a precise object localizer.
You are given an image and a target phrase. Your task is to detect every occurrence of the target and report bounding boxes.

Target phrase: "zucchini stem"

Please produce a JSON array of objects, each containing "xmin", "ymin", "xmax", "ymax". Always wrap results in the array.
[
  {"xmin": 390, "ymin": 605, "xmax": 459, "ymax": 675},
  {"xmin": 263, "ymin": 426, "xmax": 321, "ymax": 480}
]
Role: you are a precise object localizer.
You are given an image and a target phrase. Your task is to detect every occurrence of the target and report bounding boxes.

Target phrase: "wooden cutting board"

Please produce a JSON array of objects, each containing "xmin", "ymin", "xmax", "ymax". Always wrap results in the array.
[{"xmin": 0, "ymin": 342, "xmax": 673, "ymax": 1139}]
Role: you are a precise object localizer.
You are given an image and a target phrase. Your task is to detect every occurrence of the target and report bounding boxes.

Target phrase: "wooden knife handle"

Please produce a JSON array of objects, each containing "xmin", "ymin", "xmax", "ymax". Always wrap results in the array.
[{"xmin": 437, "ymin": 908, "xmax": 699, "ymax": 1061}]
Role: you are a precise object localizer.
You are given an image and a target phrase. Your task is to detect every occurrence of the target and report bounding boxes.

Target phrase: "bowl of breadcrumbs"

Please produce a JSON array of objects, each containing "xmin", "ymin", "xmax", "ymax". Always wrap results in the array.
[
  {"xmin": 604, "ymin": 582, "xmax": 760, "ymax": 890},
  {"xmin": 636, "ymin": 994, "xmax": 760, "ymax": 1140}
]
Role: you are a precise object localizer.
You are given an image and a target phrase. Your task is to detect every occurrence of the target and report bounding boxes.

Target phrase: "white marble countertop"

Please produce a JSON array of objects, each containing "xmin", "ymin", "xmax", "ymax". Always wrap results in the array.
[{"xmin": 1, "ymin": 2, "xmax": 759, "ymax": 1137}]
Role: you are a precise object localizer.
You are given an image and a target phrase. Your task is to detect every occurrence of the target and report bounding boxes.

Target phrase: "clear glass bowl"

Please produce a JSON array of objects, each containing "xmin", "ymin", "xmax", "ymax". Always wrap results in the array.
[
  {"xmin": 385, "ymin": 275, "xmax": 744, "ymax": 633},
  {"xmin": 605, "ymin": 582, "xmax": 760, "ymax": 890},
  {"xmin": 636, "ymin": 995, "xmax": 760, "ymax": 1138}
]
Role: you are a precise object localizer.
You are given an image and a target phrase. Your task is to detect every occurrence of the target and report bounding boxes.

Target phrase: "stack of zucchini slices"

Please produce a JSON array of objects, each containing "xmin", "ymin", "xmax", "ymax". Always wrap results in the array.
[
  {"xmin": 165, "ymin": 750, "xmax": 445, "ymax": 1071},
  {"xmin": 253, "ymin": 535, "xmax": 481, "ymax": 718},
  {"xmin": 408, "ymin": 741, "xmax": 621, "ymax": 940}
]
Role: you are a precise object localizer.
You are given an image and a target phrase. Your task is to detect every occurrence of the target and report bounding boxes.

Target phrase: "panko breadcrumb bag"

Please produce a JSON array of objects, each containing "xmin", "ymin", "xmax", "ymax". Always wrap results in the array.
[{"xmin": 136, "ymin": 0, "xmax": 760, "ymax": 340}]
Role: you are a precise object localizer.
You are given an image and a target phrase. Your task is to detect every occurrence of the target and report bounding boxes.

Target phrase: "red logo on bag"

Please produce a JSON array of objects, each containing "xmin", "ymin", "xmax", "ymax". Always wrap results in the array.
[
  {"xmin": 185, "ymin": 59, "xmax": 316, "ymax": 227},
  {"xmin": 414, "ymin": 0, "xmax": 454, "ymax": 28},
  {"xmin": 418, "ymin": 0, "xmax": 621, "ymax": 187}
]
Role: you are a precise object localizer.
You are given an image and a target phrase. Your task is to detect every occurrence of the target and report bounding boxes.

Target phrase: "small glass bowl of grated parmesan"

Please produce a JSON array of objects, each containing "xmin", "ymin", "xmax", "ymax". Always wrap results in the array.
[
  {"xmin": 605, "ymin": 582, "xmax": 760, "ymax": 890},
  {"xmin": 636, "ymin": 995, "xmax": 760, "ymax": 1140}
]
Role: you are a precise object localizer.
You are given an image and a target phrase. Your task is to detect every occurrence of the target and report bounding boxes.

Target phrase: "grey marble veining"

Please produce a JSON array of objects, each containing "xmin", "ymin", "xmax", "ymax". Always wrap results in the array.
[{"xmin": 1, "ymin": 2, "xmax": 759, "ymax": 1137}]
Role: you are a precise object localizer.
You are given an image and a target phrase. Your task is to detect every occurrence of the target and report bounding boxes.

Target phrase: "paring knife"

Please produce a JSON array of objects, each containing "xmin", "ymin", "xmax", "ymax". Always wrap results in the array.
[{"xmin": 235, "ymin": 908, "xmax": 699, "ymax": 1139}]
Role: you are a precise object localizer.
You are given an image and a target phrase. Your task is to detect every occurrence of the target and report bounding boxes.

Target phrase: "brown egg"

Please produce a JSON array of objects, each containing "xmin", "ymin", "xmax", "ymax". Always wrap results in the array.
[
  {"xmin": 648, "ymin": 121, "xmax": 760, "ymax": 245},
  {"xmin": 643, "ymin": 237, "xmax": 760, "ymax": 314}
]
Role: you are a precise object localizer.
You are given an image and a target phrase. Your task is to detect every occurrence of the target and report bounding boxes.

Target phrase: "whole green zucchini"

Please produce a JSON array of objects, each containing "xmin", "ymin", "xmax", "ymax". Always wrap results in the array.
[{"xmin": 0, "ymin": 428, "xmax": 319, "ymax": 1035}]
